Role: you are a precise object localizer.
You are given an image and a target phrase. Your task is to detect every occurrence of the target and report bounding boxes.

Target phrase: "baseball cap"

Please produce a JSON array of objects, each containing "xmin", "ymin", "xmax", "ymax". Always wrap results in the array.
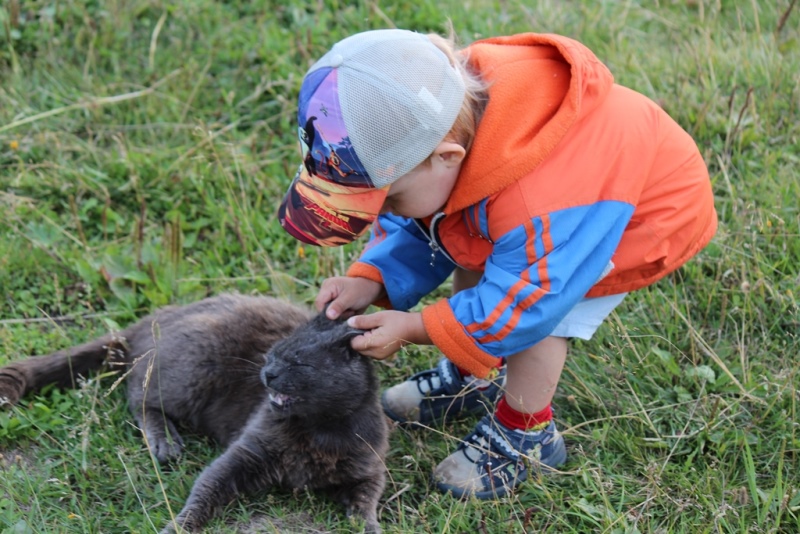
[{"xmin": 278, "ymin": 29, "xmax": 466, "ymax": 247}]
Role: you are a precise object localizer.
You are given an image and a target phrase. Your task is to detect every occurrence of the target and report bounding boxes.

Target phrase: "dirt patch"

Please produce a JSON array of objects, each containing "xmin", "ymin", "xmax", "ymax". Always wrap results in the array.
[{"xmin": 0, "ymin": 446, "xmax": 38, "ymax": 471}]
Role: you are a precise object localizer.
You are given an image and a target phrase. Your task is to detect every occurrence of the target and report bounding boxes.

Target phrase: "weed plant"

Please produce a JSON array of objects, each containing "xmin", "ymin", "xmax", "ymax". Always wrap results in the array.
[{"xmin": 1, "ymin": 1, "xmax": 798, "ymax": 532}]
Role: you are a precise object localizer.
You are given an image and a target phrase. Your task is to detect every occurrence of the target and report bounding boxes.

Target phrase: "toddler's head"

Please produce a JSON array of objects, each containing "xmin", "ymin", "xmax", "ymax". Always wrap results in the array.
[{"xmin": 278, "ymin": 29, "xmax": 485, "ymax": 247}]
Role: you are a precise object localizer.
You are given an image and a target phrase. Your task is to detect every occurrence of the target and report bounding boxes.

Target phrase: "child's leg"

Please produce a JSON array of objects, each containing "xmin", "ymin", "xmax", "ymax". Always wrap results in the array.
[
  {"xmin": 433, "ymin": 337, "xmax": 568, "ymax": 499},
  {"xmin": 433, "ymin": 293, "xmax": 627, "ymax": 499},
  {"xmin": 504, "ymin": 336, "xmax": 566, "ymax": 414}
]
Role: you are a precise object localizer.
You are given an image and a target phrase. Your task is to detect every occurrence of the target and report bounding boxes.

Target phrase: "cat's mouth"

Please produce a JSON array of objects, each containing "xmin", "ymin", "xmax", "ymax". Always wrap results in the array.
[{"xmin": 268, "ymin": 391, "xmax": 296, "ymax": 409}]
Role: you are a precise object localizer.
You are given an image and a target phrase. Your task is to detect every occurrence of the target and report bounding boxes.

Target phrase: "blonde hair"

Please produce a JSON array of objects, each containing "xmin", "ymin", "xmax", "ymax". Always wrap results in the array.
[{"xmin": 426, "ymin": 30, "xmax": 489, "ymax": 153}]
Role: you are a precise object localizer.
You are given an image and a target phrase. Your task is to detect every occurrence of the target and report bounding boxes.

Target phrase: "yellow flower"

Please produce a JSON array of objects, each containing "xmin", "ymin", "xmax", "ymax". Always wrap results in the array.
[
  {"xmin": 9, "ymin": 140, "xmax": 19, "ymax": 150},
  {"xmin": 67, "ymin": 513, "xmax": 79, "ymax": 519},
  {"xmin": 297, "ymin": 246, "xmax": 306, "ymax": 259}
]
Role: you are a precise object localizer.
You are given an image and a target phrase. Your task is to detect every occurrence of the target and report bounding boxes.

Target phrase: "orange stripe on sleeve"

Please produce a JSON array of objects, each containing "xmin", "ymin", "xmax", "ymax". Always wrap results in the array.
[
  {"xmin": 487, "ymin": 215, "xmax": 553, "ymax": 343},
  {"xmin": 477, "ymin": 286, "xmax": 547, "ymax": 344},
  {"xmin": 465, "ymin": 219, "xmax": 545, "ymax": 337},
  {"xmin": 465, "ymin": 279, "xmax": 528, "ymax": 334},
  {"xmin": 464, "ymin": 220, "xmax": 539, "ymax": 335},
  {"xmin": 472, "ymin": 216, "xmax": 555, "ymax": 344}
]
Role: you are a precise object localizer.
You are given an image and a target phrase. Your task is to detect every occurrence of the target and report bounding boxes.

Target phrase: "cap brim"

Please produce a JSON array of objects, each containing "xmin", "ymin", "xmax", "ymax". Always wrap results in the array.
[{"xmin": 278, "ymin": 165, "xmax": 389, "ymax": 247}]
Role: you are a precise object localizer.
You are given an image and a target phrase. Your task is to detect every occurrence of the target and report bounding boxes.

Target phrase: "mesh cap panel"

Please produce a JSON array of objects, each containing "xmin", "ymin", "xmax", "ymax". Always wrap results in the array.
[{"xmin": 309, "ymin": 30, "xmax": 465, "ymax": 187}]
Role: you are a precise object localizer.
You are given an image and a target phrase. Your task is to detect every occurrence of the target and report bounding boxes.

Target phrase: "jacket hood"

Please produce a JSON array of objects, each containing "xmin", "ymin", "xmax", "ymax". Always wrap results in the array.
[{"xmin": 446, "ymin": 33, "xmax": 615, "ymax": 212}]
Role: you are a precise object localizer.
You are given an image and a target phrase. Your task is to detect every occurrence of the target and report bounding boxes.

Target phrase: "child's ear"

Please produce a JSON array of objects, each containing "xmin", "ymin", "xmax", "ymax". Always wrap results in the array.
[{"xmin": 434, "ymin": 141, "xmax": 466, "ymax": 167}]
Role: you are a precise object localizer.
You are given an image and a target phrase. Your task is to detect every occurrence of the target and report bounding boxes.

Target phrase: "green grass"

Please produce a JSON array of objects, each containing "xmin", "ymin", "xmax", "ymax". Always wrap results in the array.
[{"xmin": 1, "ymin": 0, "xmax": 799, "ymax": 532}]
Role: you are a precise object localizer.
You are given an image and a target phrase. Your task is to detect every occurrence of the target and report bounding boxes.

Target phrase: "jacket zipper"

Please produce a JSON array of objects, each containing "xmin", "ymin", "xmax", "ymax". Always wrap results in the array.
[{"xmin": 415, "ymin": 213, "xmax": 458, "ymax": 268}]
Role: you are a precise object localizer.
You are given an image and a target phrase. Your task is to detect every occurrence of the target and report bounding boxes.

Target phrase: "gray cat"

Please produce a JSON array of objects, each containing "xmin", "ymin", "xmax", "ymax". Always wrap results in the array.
[{"xmin": 0, "ymin": 294, "xmax": 388, "ymax": 533}]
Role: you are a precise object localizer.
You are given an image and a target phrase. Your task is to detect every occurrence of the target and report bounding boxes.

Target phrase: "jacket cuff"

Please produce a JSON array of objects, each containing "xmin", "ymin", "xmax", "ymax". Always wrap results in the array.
[
  {"xmin": 346, "ymin": 262, "xmax": 392, "ymax": 309},
  {"xmin": 422, "ymin": 299, "xmax": 499, "ymax": 379}
]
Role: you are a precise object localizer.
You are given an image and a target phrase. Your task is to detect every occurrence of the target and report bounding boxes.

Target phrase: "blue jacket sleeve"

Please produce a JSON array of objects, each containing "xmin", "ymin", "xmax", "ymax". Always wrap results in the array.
[
  {"xmin": 445, "ymin": 201, "xmax": 634, "ymax": 356},
  {"xmin": 357, "ymin": 214, "xmax": 456, "ymax": 311}
]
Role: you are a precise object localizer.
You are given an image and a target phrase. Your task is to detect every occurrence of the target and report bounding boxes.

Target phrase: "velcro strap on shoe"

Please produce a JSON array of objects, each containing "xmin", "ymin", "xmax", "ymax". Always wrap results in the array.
[
  {"xmin": 436, "ymin": 357, "xmax": 460, "ymax": 389},
  {"xmin": 476, "ymin": 422, "xmax": 521, "ymax": 462}
]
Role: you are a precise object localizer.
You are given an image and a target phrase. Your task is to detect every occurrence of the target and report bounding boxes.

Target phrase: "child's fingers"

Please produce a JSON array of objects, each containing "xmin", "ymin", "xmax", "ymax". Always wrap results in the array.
[
  {"xmin": 346, "ymin": 313, "xmax": 404, "ymax": 359},
  {"xmin": 346, "ymin": 313, "xmax": 382, "ymax": 331},
  {"xmin": 350, "ymin": 330, "xmax": 394, "ymax": 359},
  {"xmin": 316, "ymin": 278, "xmax": 353, "ymax": 318},
  {"xmin": 326, "ymin": 297, "xmax": 362, "ymax": 320},
  {"xmin": 325, "ymin": 301, "xmax": 343, "ymax": 320},
  {"xmin": 315, "ymin": 285, "xmax": 338, "ymax": 314},
  {"xmin": 349, "ymin": 331, "xmax": 374, "ymax": 353}
]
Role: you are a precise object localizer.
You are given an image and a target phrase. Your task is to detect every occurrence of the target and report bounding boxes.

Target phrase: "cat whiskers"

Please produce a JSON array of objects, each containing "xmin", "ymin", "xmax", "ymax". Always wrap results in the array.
[{"xmin": 223, "ymin": 356, "xmax": 267, "ymax": 369}]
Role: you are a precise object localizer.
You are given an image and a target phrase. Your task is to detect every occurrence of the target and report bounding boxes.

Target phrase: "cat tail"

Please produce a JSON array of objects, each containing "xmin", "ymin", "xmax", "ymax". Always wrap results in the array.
[{"xmin": 0, "ymin": 334, "xmax": 129, "ymax": 407}]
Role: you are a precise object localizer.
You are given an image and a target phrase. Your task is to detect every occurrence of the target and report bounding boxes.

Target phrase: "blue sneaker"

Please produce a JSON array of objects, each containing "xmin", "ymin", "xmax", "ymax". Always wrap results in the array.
[
  {"xmin": 433, "ymin": 414, "xmax": 566, "ymax": 499},
  {"xmin": 381, "ymin": 357, "xmax": 505, "ymax": 425}
]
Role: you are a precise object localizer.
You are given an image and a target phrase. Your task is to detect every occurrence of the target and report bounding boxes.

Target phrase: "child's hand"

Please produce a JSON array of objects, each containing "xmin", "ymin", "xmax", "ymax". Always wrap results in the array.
[
  {"xmin": 316, "ymin": 276, "xmax": 384, "ymax": 320},
  {"xmin": 346, "ymin": 311, "xmax": 431, "ymax": 360}
]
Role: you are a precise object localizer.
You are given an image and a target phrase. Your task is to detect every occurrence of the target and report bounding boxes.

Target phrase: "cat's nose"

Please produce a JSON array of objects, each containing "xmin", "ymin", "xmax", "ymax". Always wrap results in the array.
[{"xmin": 260, "ymin": 366, "xmax": 278, "ymax": 387}]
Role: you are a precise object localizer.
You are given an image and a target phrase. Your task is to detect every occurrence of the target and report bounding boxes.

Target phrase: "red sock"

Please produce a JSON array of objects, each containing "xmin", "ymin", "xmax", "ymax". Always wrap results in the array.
[
  {"xmin": 455, "ymin": 357, "xmax": 503, "ymax": 379},
  {"xmin": 495, "ymin": 396, "xmax": 552, "ymax": 431}
]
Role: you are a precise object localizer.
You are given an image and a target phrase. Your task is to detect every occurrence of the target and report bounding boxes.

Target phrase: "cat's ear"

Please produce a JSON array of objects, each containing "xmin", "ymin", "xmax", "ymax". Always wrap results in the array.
[
  {"xmin": 310, "ymin": 311, "xmax": 338, "ymax": 331},
  {"xmin": 336, "ymin": 324, "xmax": 368, "ymax": 354},
  {"xmin": 342, "ymin": 328, "xmax": 368, "ymax": 340}
]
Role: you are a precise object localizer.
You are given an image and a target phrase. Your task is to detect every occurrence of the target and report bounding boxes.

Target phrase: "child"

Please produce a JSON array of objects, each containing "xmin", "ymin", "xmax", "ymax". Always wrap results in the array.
[{"xmin": 277, "ymin": 29, "xmax": 717, "ymax": 499}]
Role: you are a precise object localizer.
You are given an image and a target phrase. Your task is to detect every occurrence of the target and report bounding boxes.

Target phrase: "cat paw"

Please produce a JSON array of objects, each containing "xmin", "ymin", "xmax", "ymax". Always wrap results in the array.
[
  {"xmin": 160, "ymin": 513, "xmax": 197, "ymax": 533},
  {"xmin": 345, "ymin": 507, "xmax": 382, "ymax": 534},
  {"xmin": 141, "ymin": 413, "xmax": 186, "ymax": 463},
  {"xmin": 149, "ymin": 433, "xmax": 185, "ymax": 464},
  {"xmin": 364, "ymin": 519, "xmax": 383, "ymax": 534}
]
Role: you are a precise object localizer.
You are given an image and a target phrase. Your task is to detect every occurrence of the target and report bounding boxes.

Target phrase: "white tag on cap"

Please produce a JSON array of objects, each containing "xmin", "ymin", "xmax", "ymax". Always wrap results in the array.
[{"xmin": 417, "ymin": 86, "xmax": 443, "ymax": 114}]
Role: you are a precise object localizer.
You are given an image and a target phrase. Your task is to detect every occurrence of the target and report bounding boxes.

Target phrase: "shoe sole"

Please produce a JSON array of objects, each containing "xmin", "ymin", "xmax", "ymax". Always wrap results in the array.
[
  {"xmin": 435, "ymin": 437, "xmax": 568, "ymax": 500},
  {"xmin": 381, "ymin": 395, "xmax": 415, "ymax": 424}
]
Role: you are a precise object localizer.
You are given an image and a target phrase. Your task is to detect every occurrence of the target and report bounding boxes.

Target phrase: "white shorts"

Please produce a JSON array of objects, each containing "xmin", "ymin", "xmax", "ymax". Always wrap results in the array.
[{"xmin": 550, "ymin": 293, "xmax": 627, "ymax": 340}]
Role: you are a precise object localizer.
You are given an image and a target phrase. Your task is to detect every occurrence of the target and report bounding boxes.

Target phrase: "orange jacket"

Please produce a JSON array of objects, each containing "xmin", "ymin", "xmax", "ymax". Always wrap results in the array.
[{"xmin": 349, "ymin": 33, "xmax": 717, "ymax": 377}]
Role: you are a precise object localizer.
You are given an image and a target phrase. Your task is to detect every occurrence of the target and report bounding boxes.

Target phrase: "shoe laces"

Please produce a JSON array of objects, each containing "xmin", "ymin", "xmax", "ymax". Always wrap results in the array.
[{"xmin": 463, "ymin": 419, "xmax": 544, "ymax": 464}]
